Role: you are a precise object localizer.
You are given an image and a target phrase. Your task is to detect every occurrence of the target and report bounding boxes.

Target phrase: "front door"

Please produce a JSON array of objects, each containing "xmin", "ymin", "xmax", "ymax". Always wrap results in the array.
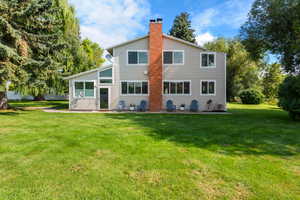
[{"xmin": 99, "ymin": 88, "xmax": 109, "ymax": 110}]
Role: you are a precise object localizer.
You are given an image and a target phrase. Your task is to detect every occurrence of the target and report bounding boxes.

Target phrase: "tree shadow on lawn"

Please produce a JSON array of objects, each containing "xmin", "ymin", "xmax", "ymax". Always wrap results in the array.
[
  {"xmin": 8, "ymin": 100, "xmax": 68, "ymax": 110},
  {"xmin": 103, "ymin": 108, "xmax": 300, "ymax": 157},
  {"xmin": 0, "ymin": 111, "xmax": 20, "ymax": 116}
]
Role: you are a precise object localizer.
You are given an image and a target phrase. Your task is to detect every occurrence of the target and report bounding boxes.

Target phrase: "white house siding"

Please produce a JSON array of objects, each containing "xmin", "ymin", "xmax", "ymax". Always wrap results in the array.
[
  {"xmin": 162, "ymin": 37, "xmax": 226, "ymax": 110},
  {"xmin": 68, "ymin": 36, "xmax": 226, "ymax": 111},
  {"xmin": 113, "ymin": 38, "xmax": 149, "ymax": 109},
  {"xmin": 69, "ymin": 71, "xmax": 98, "ymax": 110}
]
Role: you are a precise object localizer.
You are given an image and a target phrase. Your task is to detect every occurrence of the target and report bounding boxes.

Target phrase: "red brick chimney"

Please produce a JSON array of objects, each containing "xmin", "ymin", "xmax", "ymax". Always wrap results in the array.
[{"xmin": 149, "ymin": 18, "xmax": 163, "ymax": 111}]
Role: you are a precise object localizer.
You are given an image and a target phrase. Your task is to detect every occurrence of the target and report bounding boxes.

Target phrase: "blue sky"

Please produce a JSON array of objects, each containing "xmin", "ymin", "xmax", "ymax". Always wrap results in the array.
[{"xmin": 69, "ymin": 0, "xmax": 255, "ymax": 48}]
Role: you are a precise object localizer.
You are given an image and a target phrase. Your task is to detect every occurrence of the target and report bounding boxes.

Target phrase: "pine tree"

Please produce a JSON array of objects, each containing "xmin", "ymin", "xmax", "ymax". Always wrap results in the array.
[
  {"xmin": 0, "ymin": 0, "xmax": 104, "ymax": 106},
  {"xmin": 0, "ymin": 0, "xmax": 67, "ymax": 106},
  {"xmin": 169, "ymin": 12, "xmax": 196, "ymax": 43}
]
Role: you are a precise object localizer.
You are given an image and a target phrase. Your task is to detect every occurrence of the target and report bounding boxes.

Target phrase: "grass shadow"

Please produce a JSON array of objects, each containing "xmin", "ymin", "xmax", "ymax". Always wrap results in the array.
[
  {"xmin": 103, "ymin": 107, "xmax": 300, "ymax": 157},
  {"xmin": 0, "ymin": 111, "xmax": 20, "ymax": 116},
  {"xmin": 8, "ymin": 100, "xmax": 68, "ymax": 110}
]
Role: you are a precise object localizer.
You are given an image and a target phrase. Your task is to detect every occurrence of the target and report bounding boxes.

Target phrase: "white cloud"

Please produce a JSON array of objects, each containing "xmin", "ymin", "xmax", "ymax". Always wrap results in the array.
[
  {"xmin": 192, "ymin": 8, "xmax": 218, "ymax": 32},
  {"xmin": 196, "ymin": 32, "xmax": 215, "ymax": 46},
  {"xmin": 192, "ymin": 0, "xmax": 254, "ymax": 33},
  {"xmin": 69, "ymin": 0, "xmax": 150, "ymax": 48}
]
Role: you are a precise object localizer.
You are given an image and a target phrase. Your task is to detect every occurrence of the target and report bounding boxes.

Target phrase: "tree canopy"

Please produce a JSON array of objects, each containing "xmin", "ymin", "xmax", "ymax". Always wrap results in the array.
[
  {"xmin": 0, "ymin": 0, "xmax": 104, "ymax": 107},
  {"xmin": 0, "ymin": 0, "xmax": 66, "ymax": 102},
  {"xmin": 204, "ymin": 38, "xmax": 262, "ymax": 101},
  {"xmin": 262, "ymin": 63, "xmax": 284, "ymax": 101},
  {"xmin": 169, "ymin": 12, "xmax": 196, "ymax": 43},
  {"xmin": 240, "ymin": 0, "xmax": 300, "ymax": 73}
]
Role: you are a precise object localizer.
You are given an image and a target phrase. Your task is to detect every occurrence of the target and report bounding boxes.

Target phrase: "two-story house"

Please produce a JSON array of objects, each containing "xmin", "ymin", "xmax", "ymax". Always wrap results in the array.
[{"xmin": 64, "ymin": 18, "xmax": 226, "ymax": 111}]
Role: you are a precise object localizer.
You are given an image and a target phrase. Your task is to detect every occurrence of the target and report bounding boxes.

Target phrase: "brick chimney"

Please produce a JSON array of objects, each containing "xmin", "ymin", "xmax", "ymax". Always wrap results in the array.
[{"xmin": 149, "ymin": 18, "xmax": 163, "ymax": 111}]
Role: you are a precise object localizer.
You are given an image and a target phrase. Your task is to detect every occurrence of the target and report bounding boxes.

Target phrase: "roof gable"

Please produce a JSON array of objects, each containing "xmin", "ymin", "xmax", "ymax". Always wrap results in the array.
[
  {"xmin": 63, "ymin": 63, "xmax": 112, "ymax": 80},
  {"xmin": 106, "ymin": 34, "xmax": 206, "ymax": 54}
]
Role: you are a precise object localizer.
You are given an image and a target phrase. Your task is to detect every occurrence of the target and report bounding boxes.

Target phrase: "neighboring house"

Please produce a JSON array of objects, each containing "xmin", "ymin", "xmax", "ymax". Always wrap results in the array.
[{"xmin": 64, "ymin": 18, "xmax": 226, "ymax": 111}]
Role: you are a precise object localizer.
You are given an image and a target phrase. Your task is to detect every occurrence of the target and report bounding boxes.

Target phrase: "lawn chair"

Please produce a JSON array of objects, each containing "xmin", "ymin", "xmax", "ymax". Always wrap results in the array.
[
  {"xmin": 137, "ymin": 100, "xmax": 147, "ymax": 112},
  {"xmin": 190, "ymin": 100, "xmax": 199, "ymax": 112},
  {"xmin": 118, "ymin": 100, "xmax": 126, "ymax": 111},
  {"xmin": 166, "ymin": 100, "xmax": 176, "ymax": 112}
]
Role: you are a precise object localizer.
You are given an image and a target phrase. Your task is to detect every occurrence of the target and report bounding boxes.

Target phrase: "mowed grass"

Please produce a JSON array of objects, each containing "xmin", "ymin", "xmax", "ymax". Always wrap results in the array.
[{"xmin": 0, "ymin": 103, "xmax": 299, "ymax": 200}]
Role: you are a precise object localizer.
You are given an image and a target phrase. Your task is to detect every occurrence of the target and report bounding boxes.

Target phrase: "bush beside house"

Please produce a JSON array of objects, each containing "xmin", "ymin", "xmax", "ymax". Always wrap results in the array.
[{"xmin": 239, "ymin": 89, "xmax": 264, "ymax": 104}]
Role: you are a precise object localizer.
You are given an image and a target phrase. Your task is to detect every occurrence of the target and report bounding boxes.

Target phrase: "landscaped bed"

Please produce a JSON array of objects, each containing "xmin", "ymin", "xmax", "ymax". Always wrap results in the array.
[{"xmin": 0, "ymin": 102, "xmax": 299, "ymax": 199}]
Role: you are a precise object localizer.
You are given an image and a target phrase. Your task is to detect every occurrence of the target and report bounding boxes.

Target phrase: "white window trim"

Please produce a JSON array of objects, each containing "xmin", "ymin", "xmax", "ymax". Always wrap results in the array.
[
  {"xmin": 200, "ymin": 80, "xmax": 216, "ymax": 96},
  {"xmin": 200, "ymin": 52, "xmax": 216, "ymax": 68},
  {"xmin": 163, "ymin": 50, "xmax": 184, "ymax": 65},
  {"xmin": 73, "ymin": 80, "xmax": 96, "ymax": 98},
  {"xmin": 120, "ymin": 80, "xmax": 149, "ymax": 96},
  {"xmin": 99, "ymin": 67, "xmax": 114, "ymax": 85},
  {"xmin": 163, "ymin": 80, "xmax": 191, "ymax": 96},
  {"xmin": 127, "ymin": 50, "xmax": 149, "ymax": 65}
]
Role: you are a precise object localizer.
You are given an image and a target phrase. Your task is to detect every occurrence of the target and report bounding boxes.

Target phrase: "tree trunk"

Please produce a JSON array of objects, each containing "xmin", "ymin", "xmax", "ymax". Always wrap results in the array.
[
  {"xmin": 0, "ymin": 91, "xmax": 8, "ymax": 110},
  {"xmin": 34, "ymin": 95, "xmax": 45, "ymax": 101}
]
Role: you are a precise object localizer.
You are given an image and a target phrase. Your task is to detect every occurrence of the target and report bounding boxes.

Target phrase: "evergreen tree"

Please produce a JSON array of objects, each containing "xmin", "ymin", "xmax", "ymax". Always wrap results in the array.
[
  {"xmin": 169, "ymin": 12, "xmax": 196, "ymax": 43},
  {"xmin": 0, "ymin": 0, "xmax": 65, "ymax": 107},
  {"xmin": 0, "ymin": 0, "xmax": 105, "ymax": 106}
]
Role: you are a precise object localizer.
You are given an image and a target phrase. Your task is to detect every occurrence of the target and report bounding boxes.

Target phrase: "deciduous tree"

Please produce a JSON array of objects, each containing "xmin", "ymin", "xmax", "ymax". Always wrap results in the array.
[
  {"xmin": 262, "ymin": 63, "xmax": 284, "ymax": 101},
  {"xmin": 240, "ymin": 0, "xmax": 300, "ymax": 73},
  {"xmin": 205, "ymin": 38, "xmax": 262, "ymax": 101}
]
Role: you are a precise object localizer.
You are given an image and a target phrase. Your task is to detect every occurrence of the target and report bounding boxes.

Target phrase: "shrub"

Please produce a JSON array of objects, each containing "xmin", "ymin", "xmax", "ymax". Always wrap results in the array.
[
  {"xmin": 239, "ymin": 89, "xmax": 264, "ymax": 104},
  {"xmin": 278, "ymin": 75, "xmax": 300, "ymax": 120}
]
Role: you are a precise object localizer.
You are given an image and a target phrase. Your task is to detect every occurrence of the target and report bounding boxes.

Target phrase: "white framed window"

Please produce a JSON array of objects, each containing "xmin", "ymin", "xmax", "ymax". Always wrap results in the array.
[
  {"xmin": 74, "ymin": 80, "xmax": 95, "ymax": 98},
  {"xmin": 121, "ymin": 80, "xmax": 148, "ymax": 95},
  {"xmin": 163, "ymin": 50, "xmax": 184, "ymax": 65},
  {"xmin": 200, "ymin": 80, "xmax": 216, "ymax": 96},
  {"xmin": 163, "ymin": 80, "xmax": 191, "ymax": 95},
  {"xmin": 200, "ymin": 52, "xmax": 216, "ymax": 68},
  {"xmin": 127, "ymin": 50, "xmax": 148, "ymax": 65},
  {"xmin": 99, "ymin": 68, "xmax": 113, "ymax": 84}
]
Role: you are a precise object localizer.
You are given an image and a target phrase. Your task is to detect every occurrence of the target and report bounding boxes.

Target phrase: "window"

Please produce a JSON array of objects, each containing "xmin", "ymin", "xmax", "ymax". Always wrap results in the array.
[
  {"xmin": 163, "ymin": 51, "xmax": 173, "ymax": 64},
  {"xmin": 163, "ymin": 81, "xmax": 190, "ymax": 95},
  {"xmin": 201, "ymin": 80, "xmax": 216, "ymax": 95},
  {"xmin": 74, "ymin": 81, "xmax": 95, "ymax": 98},
  {"xmin": 163, "ymin": 51, "xmax": 184, "ymax": 64},
  {"xmin": 128, "ymin": 51, "xmax": 148, "ymax": 64},
  {"xmin": 121, "ymin": 81, "xmax": 148, "ymax": 95},
  {"xmin": 99, "ymin": 68, "xmax": 113, "ymax": 84},
  {"xmin": 201, "ymin": 53, "xmax": 216, "ymax": 68}
]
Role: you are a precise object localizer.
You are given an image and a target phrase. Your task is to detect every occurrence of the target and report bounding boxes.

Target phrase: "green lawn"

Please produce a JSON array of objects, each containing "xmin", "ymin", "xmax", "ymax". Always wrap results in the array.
[{"xmin": 0, "ymin": 103, "xmax": 299, "ymax": 200}]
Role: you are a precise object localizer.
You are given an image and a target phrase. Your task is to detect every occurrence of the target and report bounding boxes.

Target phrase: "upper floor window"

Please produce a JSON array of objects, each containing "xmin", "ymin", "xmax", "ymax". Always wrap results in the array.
[
  {"xmin": 128, "ymin": 51, "xmax": 148, "ymax": 65},
  {"xmin": 74, "ymin": 81, "xmax": 95, "ymax": 98},
  {"xmin": 201, "ymin": 53, "xmax": 216, "ymax": 68},
  {"xmin": 163, "ymin": 51, "xmax": 184, "ymax": 65},
  {"xmin": 201, "ymin": 80, "xmax": 216, "ymax": 95},
  {"xmin": 163, "ymin": 81, "xmax": 190, "ymax": 95},
  {"xmin": 99, "ymin": 68, "xmax": 112, "ymax": 84},
  {"xmin": 121, "ymin": 81, "xmax": 148, "ymax": 95}
]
